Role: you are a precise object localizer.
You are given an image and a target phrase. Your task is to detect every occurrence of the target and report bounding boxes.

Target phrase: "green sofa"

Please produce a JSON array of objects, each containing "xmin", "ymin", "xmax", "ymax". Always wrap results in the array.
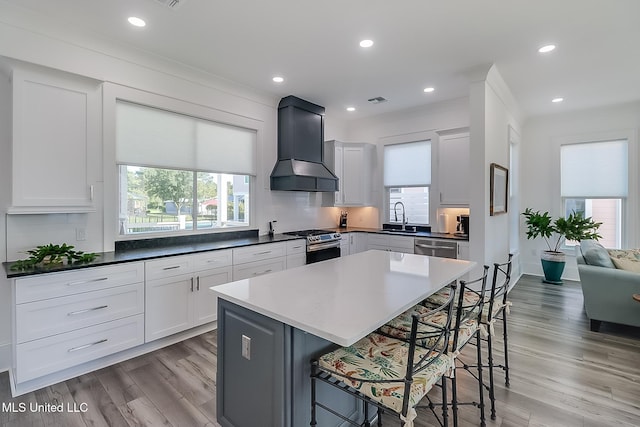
[{"xmin": 576, "ymin": 240, "xmax": 640, "ymax": 331}]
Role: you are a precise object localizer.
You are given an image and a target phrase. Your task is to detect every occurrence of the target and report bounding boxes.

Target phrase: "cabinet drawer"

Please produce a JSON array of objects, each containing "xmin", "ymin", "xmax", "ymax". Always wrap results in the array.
[
  {"xmin": 15, "ymin": 263, "xmax": 144, "ymax": 304},
  {"xmin": 16, "ymin": 314, "xmax": 144, "ymax": 383},
  {"xmin": 16, "ymin": 282, "xmax": 144, "ymax": 344},
  {"xmin": 233, "ymin": 258, "xmax": 285, "ymax": 280},
  {"xmin": 233, "ymin": 243, "xmax": 286, "ymax": 265},
  {"xmin": 286, "ymin": 239, "xmax": 306, "ymax": 255},
  {"xmin": 192, "ymin": 249, "xmax": 233, "ymax": 272},
  {"xmin": 145, "ymin": 255, "xmax": 192, "ymax": 281},
  {"xmin": 367, "ymin": 234, "xmax": 389, "ymax": 247},
  {"xmin": 388, "ymin": 236, "xmax": 415, "ymax": 250},
  {"xmin": 286, "ymin": 253, "xmax": 307, "ymax": 269}
]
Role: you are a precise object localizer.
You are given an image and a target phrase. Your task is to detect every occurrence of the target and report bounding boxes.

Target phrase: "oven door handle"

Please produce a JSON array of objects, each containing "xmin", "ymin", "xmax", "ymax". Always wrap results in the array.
[{"xmin": 307, "ymin": 241, "xmax": 341, "ymax": 252}]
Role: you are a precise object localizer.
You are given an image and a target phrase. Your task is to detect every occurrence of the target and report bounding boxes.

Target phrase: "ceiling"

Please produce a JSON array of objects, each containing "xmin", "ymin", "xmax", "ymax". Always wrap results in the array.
[{"xmin": 3, "ymin": 0, "xmax": 640, "ymax": 121}]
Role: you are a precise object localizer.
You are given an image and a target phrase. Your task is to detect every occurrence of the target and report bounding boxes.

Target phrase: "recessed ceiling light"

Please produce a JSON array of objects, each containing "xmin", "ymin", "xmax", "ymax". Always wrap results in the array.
[
  {"xmin": 272, "ymin": 76, "xmax": 284, "ymax": 83},
  {"xmin": 128, "ymin": 16, "xmax": 146, "ymax": 27},
  {"xmin": 552, "ymin": 97, "xmax": 564, "ymax": 103},
  {"xmin": 423, "ymin": 87, "xmax": 435, "ymax": 93},
  {"xmin": 538, "ymin": 44, "xmax": 556, "ymax": 53},
  {"xmin": 359, "ymin": 39, "xmax": 374, "ymax": 48},
  {"xmin": 346, "ymin": 107, "xmax": 356, "ymax": 112}
]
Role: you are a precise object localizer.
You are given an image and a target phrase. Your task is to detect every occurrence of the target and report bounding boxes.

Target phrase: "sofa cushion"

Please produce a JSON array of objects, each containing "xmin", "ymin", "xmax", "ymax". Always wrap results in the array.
[
  {"xmin": 611, "ymin": 257, "xmax": 640, "ymax": 273},
  {"xmin": 580, "ymin": 240, "xmax": 615, "ymax": 268}
]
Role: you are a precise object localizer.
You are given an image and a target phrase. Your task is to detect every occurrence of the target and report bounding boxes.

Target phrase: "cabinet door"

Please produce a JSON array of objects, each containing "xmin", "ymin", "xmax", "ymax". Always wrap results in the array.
[
  {"xmin": 342, "ymin": 146, "xmax": 365, "ymax": 205},
  {"xmin": 438, "ymin": 133, "xmax": 470, "ymax": 206},
  {"xmin": 10, "ymin": 68, "xmax": 100, "ymax": 213},
  {"xmin": 340, "ymin": 234, "xmax": 350, "ymax": 257},
  {"xmin": 349, "ymin": 233, "xmax": 368, "ymax": 254},
  {"xmin": 457, "ymin": 242, "xmax": 470, "ymax": 260},
  {"xmin": 194, "ymin": 266, "xmax": 233, "ymax": 326},
  {"xmin": 145, "ymin": 274, "xmax": 193, "ymax": 342}
]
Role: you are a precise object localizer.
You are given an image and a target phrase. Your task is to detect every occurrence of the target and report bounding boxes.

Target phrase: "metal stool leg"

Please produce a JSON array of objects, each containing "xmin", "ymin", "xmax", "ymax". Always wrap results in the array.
[
  {"xmin": 476, "ymin": 332, "xmax": 486, "ymax": 427},
  {"xmin": 503, "ymin": 312, "xmax": 511, "ymax": 387},
  {"xmin": 487, "ymin": 330, "xmax": 497, "ymax": 420},
  {"xmin": 310, "ymin": 361, "xmax": 318, "ymax": 426}
]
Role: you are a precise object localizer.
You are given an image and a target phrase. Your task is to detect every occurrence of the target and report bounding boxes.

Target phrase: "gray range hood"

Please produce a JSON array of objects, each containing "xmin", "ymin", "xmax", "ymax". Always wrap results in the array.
[{"xmin": 270, "ymin": 96, "xmax": 339, "ymax": 192}]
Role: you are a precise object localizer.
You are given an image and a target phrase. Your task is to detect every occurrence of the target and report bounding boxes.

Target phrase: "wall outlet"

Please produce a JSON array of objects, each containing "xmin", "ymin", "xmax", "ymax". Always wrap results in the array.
[
  {"xmin": 76, "ymin": 227, "xmax": 86, "ymax": 241},
  {"xmin": 241, "ymin": 334, "xmax": 251, "ymax": 360}
]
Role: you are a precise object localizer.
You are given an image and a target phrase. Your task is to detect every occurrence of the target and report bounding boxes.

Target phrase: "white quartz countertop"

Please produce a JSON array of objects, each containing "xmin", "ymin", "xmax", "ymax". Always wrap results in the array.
[{"xmin": 211, "ymin": 250, "xmax": 476, "ymax": 347}]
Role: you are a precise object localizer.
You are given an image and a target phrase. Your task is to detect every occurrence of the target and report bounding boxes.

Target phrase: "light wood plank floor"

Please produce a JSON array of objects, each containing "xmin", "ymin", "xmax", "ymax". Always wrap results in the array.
[{"xmin": 1, "ymin": 275, "xmax": 639, "ymax": 427}]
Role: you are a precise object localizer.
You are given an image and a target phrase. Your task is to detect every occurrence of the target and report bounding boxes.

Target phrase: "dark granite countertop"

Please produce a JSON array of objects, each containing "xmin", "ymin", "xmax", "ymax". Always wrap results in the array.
[
  {"xmin": 4, "ymin": 231, "xmax": 303, "ymax": 279},
  {"xmin": 3, "ymin": 227, "xmax": 467, "ymax": 279},
  {"xmin": 331, "ymin": 227, "xmax": 470, "ymax": 241}
]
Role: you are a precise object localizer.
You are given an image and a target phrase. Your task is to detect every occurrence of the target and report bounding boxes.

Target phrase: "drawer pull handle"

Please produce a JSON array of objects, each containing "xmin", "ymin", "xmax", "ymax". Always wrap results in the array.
[
  {"xmin": 163, "ymin": 265, "xmax": 181, "ymax": 271},
  {"xmin": 253, "ymin": 269, "xmax": 272, "ymax": 276},
  {"xmin": 67, "ymin": 305, "xmax": 108, "ymax": 316},
  {"xmin": 255, "ymin": 251, "xmax": 272, "ymax": 255},
  {"xmin": 67, "ymin": 277, "xmax": 108, "ymax": 286},
  {"xmin": 68, "ymin": 338, "xmax": 108, "ymax": 353}
]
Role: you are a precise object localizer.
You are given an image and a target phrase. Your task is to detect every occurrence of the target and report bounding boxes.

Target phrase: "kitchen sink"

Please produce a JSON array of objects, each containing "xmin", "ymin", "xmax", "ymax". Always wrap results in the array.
[{"xmin": 381, "ymin": 223, "xmax": 423, "ymax": 233}]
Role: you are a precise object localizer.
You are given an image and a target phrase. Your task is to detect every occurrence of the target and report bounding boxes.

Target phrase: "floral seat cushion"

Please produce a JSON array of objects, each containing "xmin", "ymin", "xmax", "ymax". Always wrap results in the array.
[
  {"xmin": 379, "ymin": 305, "xmax": 477, "ymax": 351},
  {"xmin": 424, "ymin": 289, "xmax": 508, "ymax": 324},
  {"xmin": 317, "ymin": 332, "xmax": 453, "ymax": 418}
]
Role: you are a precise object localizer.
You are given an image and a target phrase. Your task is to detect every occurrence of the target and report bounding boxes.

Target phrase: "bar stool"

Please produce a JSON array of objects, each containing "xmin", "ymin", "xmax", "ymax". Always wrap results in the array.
[
  {"xmin": 310, "ymin": 282, "xmax": 458, "ymax": 427},
  {"xmin": 380, "ymin": 266, "xmax": 490, "ymax": 427}
]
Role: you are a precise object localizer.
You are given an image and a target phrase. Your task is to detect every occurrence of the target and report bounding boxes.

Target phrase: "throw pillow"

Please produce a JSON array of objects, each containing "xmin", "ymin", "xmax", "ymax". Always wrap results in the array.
[
  {"xmin": 580, "ymin": 240, "xmax": 615, "ymax": 268},
  {"xmin": 611, "ymin": 257, "xmax": 640, "ymax": 273}
]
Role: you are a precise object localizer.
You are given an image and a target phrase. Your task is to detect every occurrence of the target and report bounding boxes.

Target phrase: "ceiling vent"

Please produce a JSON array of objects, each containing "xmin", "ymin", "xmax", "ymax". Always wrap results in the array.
[
  {"xmin": 367, "ymin": 96, "xmax": 388, "ymax": 104},
  {"xmin": 151, "ymin": 0, "xmax": 187, "ymax": 9}
]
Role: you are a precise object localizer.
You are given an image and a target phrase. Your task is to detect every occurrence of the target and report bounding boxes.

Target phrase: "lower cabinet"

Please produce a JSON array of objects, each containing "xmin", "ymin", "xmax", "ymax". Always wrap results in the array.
[
  {"xmin": 217, "ymin": 299, "xmax": 365, "ymax": 427},
  {"xmin": 367, "ymin": 234, "xmax": 415, "ymax": 254},
  {"xmin": 13, "ymin": 263, "xmax": 145, "ymax": 385},
  {"xmin": 145, "ymin": 250, "xmax": 233, "ymax": 342},
  {"xmin": 457, "ymin": 241, "xmax": 470, "ymax": 260}
]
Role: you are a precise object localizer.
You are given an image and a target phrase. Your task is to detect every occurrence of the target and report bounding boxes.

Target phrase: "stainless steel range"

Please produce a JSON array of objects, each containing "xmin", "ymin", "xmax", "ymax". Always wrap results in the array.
[{"xmin": 283, "ymin": 229, "xmax": 341, "ymax": 264}]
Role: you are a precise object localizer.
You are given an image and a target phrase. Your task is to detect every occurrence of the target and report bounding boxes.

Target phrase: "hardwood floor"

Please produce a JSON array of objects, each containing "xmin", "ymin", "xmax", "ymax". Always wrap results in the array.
[{"xmin": 1, "ymin": 274, "xmax": 639, "ymax": 427}]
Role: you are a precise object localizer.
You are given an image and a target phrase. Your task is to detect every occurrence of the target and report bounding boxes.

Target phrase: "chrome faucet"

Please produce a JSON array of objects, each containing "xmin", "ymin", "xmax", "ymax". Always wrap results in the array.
[{"xmin": 393, "ymin": 201, "xmax": 407, "ymax": 225}]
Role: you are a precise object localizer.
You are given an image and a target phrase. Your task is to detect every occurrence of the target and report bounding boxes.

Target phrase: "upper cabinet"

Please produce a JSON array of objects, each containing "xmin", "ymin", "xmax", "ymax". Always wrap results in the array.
[
  {"xmin": 437, "ymin": 132, "xmax": 470, "ymax": 206},
  {"xmin": 9, "ymin": 67, "xmax": 101, "ymax": 214},
  {"xmin": 324, "ymin": 140, "xmax": 375, "ymax": 207}
]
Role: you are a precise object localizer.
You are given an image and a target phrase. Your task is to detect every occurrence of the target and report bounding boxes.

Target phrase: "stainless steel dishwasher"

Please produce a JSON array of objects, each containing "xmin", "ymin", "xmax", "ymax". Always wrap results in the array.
[{"xmin": 414, "ymin": 238, "xmax": 458, "ymax": 258}]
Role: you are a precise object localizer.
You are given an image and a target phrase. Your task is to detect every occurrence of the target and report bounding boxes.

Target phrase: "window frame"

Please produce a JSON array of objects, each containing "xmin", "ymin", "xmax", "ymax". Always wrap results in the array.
[
  {"xmin": 381, "ymin": 133, "xmax": 434, "ymax": 226},
  {"xmin": 103, "ymin": 83, "xmax": 262, "ymax": 244},
  {"xmin": 554, "ymin": 131, "xmax": 636, "ymax": 251}
]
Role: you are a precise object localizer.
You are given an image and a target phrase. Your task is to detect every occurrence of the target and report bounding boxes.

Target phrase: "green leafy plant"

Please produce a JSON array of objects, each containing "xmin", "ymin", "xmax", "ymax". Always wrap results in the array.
[
  {"xmin": 10, "ymin": 243, "xmax": 98, "ymax": 271},
  {"xmin": 522, "ymin": 208, "xmax": 602, "ymax": 253}
]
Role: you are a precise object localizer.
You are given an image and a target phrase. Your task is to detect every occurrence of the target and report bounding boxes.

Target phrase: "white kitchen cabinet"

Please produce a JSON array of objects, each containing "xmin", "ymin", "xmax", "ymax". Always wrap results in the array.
[
  {"xmin": 324, "ymin": 141, "xmax": 375, "ymax": 207},
  {"xmin": 286, "ymin": 239, "xmax": 307, "ymax": 269},
  {"xmin": 457, "ymin": 241, "xmax": 470, "ymax": 260},
  {"xmin": 9, "ymin": 67, "xmax": 101, "ymax": 213},
  {"xmin": 13, "ymin": 263, "xmax": 145, "ymax": 384},
  {"xmin": 145, "ymin": 250, "xmax": 233, "ymax": 342},
  {"xmin": 367, "ymin": 234, "xmax": 415, "ymax": 254},
  {"xmin": 437, "ymin": 132, "xmax": 470, "ymax": 206},
  {"xmin": 348, "ymin": 232, "xmax": 368, "ymax": 254},
  {"xmin": 232, "ymin": 242, "xmax": 287, "ymax": 279},
  {"xmin": 340, "ymin": 233, "xmax": 350, "ymax": 257}
]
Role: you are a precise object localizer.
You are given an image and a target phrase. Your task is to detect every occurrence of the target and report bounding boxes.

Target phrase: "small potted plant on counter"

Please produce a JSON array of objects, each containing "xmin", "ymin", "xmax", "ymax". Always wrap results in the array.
[
  {"xmin": 10, "ymin": 243, "xmax": 98, "ymax": 271},
  {"xmin": 522, "ymin": 208, "xmax": 602, "ymax": 284}
]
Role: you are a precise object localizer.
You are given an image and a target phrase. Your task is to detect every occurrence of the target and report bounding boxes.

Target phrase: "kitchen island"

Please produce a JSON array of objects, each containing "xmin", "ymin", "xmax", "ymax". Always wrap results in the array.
[{"xmin": 212, "ymin": 250, "xmax": 475, "ymax": 427}]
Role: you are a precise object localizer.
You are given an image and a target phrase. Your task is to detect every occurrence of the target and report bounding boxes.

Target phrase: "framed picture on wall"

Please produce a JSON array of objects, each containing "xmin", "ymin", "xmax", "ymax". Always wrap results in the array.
[{"xmin": 490, "ymin": 163, "xmax": 508, "ymax": 216}]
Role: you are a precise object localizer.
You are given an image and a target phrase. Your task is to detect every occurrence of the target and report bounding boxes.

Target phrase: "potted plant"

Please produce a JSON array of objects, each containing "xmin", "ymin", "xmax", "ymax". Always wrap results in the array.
[{"xmin": 522, "ymin": 208, "xmax": 602, "ymax": 284}]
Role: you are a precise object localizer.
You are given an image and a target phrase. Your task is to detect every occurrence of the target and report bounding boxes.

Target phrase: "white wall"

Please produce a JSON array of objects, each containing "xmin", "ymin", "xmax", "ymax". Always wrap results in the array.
[{"xmin": 520, "ymin": 101, "xmax": 640, "ymax": 280}]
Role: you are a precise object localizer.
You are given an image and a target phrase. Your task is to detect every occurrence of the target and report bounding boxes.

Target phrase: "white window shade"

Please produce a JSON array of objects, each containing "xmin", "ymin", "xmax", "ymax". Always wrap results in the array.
[
  {"xmin": 561, "ymin": 140, "xmax": 628, "ymax": 197},
  {"xmin": 116, "ymin": 101, "xmax": 256, "ymax": 175},
  {"xmin": 384, "ymin": 140, "xmax": 431, "ymax": 186}
]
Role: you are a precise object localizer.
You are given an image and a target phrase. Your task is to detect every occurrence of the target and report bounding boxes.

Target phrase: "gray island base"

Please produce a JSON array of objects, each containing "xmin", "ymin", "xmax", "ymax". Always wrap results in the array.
[{"xmin": 212, "ymin": 250, "xmax": 476, "ymax": 427}]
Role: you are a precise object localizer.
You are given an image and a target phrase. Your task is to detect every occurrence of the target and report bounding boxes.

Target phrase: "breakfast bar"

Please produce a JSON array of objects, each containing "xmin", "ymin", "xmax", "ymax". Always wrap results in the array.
[{"xmin": 211, "ymin": 250, "xmax": 476, "ymax": 427}]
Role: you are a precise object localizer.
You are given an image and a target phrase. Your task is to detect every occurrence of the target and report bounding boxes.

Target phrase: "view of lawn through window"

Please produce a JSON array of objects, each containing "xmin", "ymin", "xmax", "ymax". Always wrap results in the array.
[{"xmin": 119, "ymin": 165, "xmax": 249, "ymax": 235}]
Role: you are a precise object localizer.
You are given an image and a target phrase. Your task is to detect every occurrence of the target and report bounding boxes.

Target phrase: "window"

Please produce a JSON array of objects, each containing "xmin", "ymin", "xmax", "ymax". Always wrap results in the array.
[
  {"xmin": 561, "ymin": 139, "xmax": 628, "ymax": 249},
  {"xmin": 116, "ymin": 101, "xmax": 256, "ymax": 236},
  {"xmin": 383, "ymin": 140, "xmax": 431, "ymax": 224}
]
